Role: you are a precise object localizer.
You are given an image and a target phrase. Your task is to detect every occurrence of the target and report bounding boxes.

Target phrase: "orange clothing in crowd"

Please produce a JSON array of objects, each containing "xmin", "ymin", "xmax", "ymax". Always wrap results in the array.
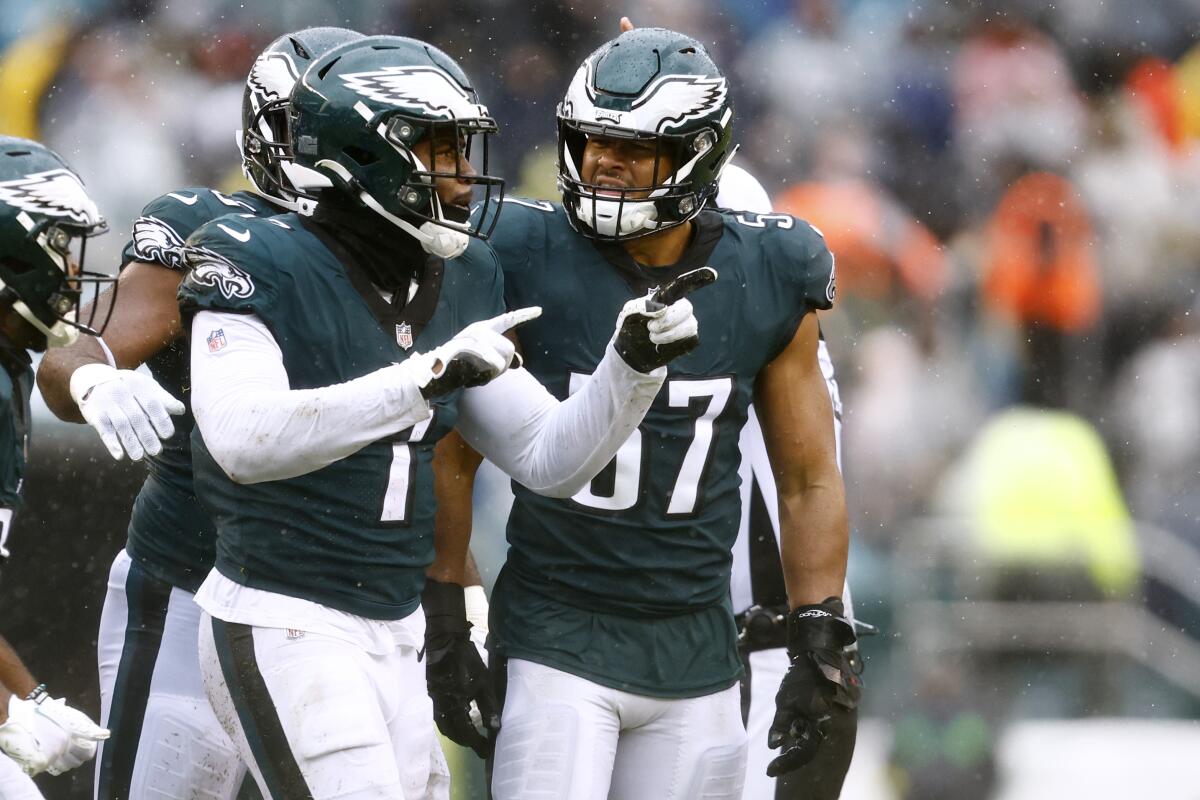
[
  {"xmin": 774, "ymin": 180, "xmax": 947, "ymax": 302},
  {"xmin": 982, "ymin": 172, "xmax": 1100, "ymax": 333}
]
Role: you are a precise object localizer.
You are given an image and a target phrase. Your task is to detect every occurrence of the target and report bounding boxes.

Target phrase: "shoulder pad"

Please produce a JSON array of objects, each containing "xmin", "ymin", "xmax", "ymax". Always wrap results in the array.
[
  {"xmin": 178, "ymin": 213, "xmax": 297, "ymax": 314},
  {"xmin": 484, "ymin": 197, "xmax": 562, "ymax": 272},
  {"xmin": 126, "ymin": 188, "xmax": 273, "ymax": 271},
  {"xmin": 747, "ymin": 213, "xmax": 836, "ymax": 311}
]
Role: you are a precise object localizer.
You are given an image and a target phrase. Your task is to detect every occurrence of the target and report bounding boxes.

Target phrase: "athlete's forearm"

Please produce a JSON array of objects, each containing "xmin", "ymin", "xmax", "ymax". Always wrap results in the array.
[
  {"xmin": 758, "ymin": 314, "xmax": 849, "ymax": 607},
  {"xmin": 0, "ymin": 635, "xmax": 38, "ymax": 699},
  {"xmin": 36, "ymin": 335, "xmax": 109, "ymax": 423},
  {"xmin": 778, "ymin": 480, "xmax": 848, "ymax": 606},
  {"xmin": 428, "ymin": 430, "xmax": 484, "ymax": 586},
  {"xmin": 455, "ymin": 343, "xmax": 664, "ymax": 498},
  {"xmin": 38, "ymin": 262, "xmax": 188, "ymax": 425},
  {"xmin": 190, "ymin": 311, "xmax": 433, "ymax": 484}
]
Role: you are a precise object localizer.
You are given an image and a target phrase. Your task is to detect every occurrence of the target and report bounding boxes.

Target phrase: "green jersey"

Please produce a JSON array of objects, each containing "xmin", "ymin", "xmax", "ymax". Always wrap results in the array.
[
  {"xmin": 120, "ymin": 187, "xmax": 279, "ymax": 592},
  {"xmin": 487, "ymin": 200, "xmax": 834, "ymax": 697},
  {"xmin": 178, "ymin": 212, "xmax": 504, "ymax": 620},
  {"xmin": 0, "ymin": 342, "xmax": 32, "ymax": 514}
]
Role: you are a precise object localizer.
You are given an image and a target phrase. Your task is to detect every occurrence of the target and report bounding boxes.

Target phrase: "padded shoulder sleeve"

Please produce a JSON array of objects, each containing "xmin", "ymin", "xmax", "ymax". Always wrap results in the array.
[
  {"xmin": 478, "ymin": 197, "xmax": 560, "ymax": 303},
  {"xmin": 121, "ymin": 188, "xmax": 264, "ymax": 271},
  {"xmin": 177, "ymin": 213, "xmax": 283, "ymax": 320},
  {"xmin": 763, "ymin": 216, "xmax": 836, "ymax": 314},
  {"xmin": 456, "ymin": 239, "xmax": 507, "ymax": 321}
]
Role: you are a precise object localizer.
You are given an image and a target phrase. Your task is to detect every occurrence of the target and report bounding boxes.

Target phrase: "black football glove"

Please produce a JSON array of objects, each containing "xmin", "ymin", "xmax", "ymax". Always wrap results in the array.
[
  {"xmin": 613, "ymin": 266, "xmax": 717, "ymax": 373},
  {"xmin": 417, "ymin": 307, "xmax": 540, "ymax": 399},
  {"xmin": 767, "ymin": 597, "xmax": 860, "ymax": 778},
  {"xmin": 421, "ymin": 578, "xmax": 500, "ymax": 758}
]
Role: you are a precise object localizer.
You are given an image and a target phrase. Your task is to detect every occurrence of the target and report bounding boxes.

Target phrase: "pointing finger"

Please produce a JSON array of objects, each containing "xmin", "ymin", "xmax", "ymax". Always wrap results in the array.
[
  {"xmin": 653, "ymin": 267, "xmax": 717, "ymax": 305},
  {"xmin": 488, "ymin": 306, "xmax": 542, "ymax": 333}
]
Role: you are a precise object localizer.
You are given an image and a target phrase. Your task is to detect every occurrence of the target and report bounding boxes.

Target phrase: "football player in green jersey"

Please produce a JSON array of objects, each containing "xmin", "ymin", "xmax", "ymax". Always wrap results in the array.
[
  {"xmin": 179, "ymin": 36, "xmax": 705, "ymax": 800},
  {"xmin": 444, "ymin": 28, "xmax": 857, "ymax": 799},
  {"xmin": 35, "ymin": 28, "xmax": 368, "ymax": 800},
  {"xmin": 0, "ymin": 136, "xmax": 111, "ymax": 797}
]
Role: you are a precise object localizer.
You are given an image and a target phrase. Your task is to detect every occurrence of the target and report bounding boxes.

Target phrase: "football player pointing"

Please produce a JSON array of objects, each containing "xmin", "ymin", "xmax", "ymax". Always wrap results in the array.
[
  {"xmin": 36, "ymin": 27, "xmax": 366, "ymax": 800},
  {"xmin": 470, "ymin": 28, "xmax": 854, "ymax": 799},
  {"xmin": 180, "ymin": 36, "xmax": 703, "ymax": 800}
]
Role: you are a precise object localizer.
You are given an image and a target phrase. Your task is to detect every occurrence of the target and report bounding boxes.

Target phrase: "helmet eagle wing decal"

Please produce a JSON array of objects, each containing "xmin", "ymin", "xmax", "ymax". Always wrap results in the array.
[
  {"xmin": 0, "ymin": 169, "xmax": 102, "ymax": 227},
  {"xmin": 631, "ymin": 75, "xmax": 728, "ymax": 133},
  {"xmin": 339, "ymin": 66, "xmax": 486, "ymax": 120},
  {"xmin": 248, "ymin": 53, "xmax": 301, "ymax": 102}
]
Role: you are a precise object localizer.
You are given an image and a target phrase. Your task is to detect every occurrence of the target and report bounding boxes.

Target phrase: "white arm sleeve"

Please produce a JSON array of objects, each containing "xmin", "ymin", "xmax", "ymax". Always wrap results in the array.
[
  {"xmin": 190, "ymin": 310, "xmax": 432, "ymax": 484},
  {"xmin": 455, "ymin": 344, "xmax": 664, "ymax": 498}
]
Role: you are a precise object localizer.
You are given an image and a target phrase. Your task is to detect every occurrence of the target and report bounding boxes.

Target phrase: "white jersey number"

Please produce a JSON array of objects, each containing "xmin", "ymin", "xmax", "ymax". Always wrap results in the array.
[
  {"xmin": 568, "ymin": 373, "xmax": 734, "ymax": 515},
  {"xmin": 381, "ymin": 415, "xmax": 434, "ymax": 524}
]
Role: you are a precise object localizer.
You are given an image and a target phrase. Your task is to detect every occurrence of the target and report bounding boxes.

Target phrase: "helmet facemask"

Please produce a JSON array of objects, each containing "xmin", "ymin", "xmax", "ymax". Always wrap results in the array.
[
  {"xmin": 558, "ymin": 118, "xmax": 721, "ymax": 241},
  {"xmin": 1, "ymin": 212, "xmax": 113, "ymax": 348},
  {"xmin": 375, "ymin": 113, "xmax": 505, "ymax": 253},
  {"xmin": 0, "ymin": 148, "xmax": 114, "ymax": 350},
  {"xmin": 240, "ymin": 94, "xmax": 295, "ymax": 204},
  {"xmin": 237, "ymin": 28, "xmax": 366, "ymax": 210}
]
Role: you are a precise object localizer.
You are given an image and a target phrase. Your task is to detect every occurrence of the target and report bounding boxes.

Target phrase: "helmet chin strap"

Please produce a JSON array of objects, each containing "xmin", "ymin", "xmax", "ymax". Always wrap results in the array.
[
  {"xmin": 314, "ymin": 159, "xmax": 470, "ymax": 260},
  {"xmin": 4, "ymin": 294, "xmax": 75, "ymax": 347},
  {"xmin": 576, "ymin": 195, "xmax": 659, "ymax": 237}
]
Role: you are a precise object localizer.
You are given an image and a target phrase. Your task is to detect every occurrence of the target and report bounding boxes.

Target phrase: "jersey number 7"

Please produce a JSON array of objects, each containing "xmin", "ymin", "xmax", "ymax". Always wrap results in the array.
[{"xmin": 568, "ymin": 374, "xmax": 734, "ymax": 515}]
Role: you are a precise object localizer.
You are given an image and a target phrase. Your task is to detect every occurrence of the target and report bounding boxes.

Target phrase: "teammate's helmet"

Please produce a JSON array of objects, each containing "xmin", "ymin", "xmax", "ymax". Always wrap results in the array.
[
  {"xmin": 239, "ymin": 27, "xmax": 365, "ymax": 210},
  {"xmin": 557, "ymin": 28, "xmax": 735, "ymax": 241},
  {"xmin": 288, "ymin": 36, "xmax": 504, "ymax": 259},
  {"xmin": 0, "ymin": 136, "xmax": 112, "ymax": 348}
]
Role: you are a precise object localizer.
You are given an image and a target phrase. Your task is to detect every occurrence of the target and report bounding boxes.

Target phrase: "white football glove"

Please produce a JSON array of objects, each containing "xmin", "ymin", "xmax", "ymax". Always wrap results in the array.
[
  {"xmin": 70, "ymin": 363, "xmax": 186, "ymax": 461},
  {"xmin": 408, "ymin": 307, "xmax": 541, "ymax": 399},
  {"xmin": 464, "ymin": 584, "xmax": 490, "ymax": 731},
  {"xmin": 0, "ymin": 695, "xmax": 109, "ymax": 777}
]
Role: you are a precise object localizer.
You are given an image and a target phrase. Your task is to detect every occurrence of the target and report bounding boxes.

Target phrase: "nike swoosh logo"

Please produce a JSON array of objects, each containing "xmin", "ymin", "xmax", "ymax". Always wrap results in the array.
[
  {"xmin": 217, "ymin": 223, "xmax": 251, "ymax": 242},
  {"xmin": 167, "ymin": 192, "xmax": 199, "ymax": 205}
]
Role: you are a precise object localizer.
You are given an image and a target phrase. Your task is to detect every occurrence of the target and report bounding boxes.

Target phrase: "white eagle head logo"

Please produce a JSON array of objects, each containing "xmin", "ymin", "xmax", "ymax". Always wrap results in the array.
[
  {"xmin": 340, "ymin": 66, "xmax": 490, "ymax": 121},
  {"xmin": 0, "ymin": 169, "xmax": 102, "ymax": 228},
  {"xmin": 131, "ymin": 216, "xmax": 186, "ymax": 270},
  {"xmin": 185, "ymin": 246, "xmax": 255, "ymax": 300}
]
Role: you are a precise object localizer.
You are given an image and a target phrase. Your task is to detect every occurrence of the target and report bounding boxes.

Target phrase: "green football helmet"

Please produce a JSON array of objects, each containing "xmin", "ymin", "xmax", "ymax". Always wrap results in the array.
[
  {"xmin": 238, "ymin": 26, "xmax": 365, "ymax": 210},
  {"xmin": 0, "ymin": 136, "xmax": 112, "ymax": 348},
  {"xmin": 287, "ymin": 35, "xmax": 503, "ymax": 259},
  {"xmin": 557, "ymin": 28, "xmax": 736, "ymax": 241}
]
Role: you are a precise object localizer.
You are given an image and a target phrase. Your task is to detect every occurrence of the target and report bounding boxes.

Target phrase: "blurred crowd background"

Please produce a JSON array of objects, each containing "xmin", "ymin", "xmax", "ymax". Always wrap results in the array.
[{"xmin": 3, "ymin": 0, "xmax": 1200, "ymax": 797}]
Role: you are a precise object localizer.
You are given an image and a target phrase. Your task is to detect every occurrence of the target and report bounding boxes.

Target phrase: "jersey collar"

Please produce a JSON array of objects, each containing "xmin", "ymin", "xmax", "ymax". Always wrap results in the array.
[{"xmin": 590, "ymin": 209, "xmax": 725, "ymax": 296}]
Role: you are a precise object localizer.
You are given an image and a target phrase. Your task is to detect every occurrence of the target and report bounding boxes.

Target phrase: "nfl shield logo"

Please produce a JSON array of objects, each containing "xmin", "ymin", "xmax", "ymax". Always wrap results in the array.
[
  {"xmin": 395, "ymin": 322, "xmax": 413, "ymax": 350},
  {"xmin": 206, "ymin": 329, "xmax": 227, "ymax": 353}
]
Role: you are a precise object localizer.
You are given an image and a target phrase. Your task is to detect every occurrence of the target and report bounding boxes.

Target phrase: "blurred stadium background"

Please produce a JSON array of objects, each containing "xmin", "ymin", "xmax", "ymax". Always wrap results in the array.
[{"xmin": 3, "ymin": 0, "xmax": 1200, "ymax": 797}]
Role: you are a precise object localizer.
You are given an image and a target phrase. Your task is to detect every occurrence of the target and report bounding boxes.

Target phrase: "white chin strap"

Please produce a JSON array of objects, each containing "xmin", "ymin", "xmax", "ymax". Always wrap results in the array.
[
  {"xmin": 359, "ymin": 189, "xmax": 468, "ymax": 259},
  {"xmin": 11, "ymin": 297, "xmax": 75, "ymax": 347},
  {"xmin": 575, "ymin": 196, "xmax": 659, "ymax": 237},
  {"xmin": 407, "ymin": 219, "xmax": 470, "ymax": 260},
  {"xmin": 314, "ymin": 159, "xmax": 470, "ymax": 260}
]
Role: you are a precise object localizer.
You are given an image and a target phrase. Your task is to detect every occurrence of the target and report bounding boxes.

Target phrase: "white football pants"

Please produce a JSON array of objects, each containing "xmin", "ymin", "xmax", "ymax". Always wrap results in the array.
[
  {"xmin": 492, "ymin": 658, "xmax": 748, "ymax": 800},
  {"xmin": 198, "ymin": 613, "xmax": 449, "ymax": 800},
  {"xmin": 95, "ymin": 549, "xmax": 247, "ymax": 799}
]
